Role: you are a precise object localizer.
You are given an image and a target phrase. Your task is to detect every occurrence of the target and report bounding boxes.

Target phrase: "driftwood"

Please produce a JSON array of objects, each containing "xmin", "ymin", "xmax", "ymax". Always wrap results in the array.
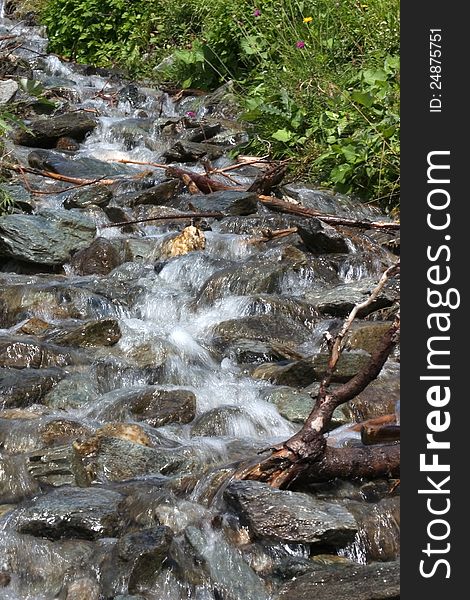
[
  {"xmin": 257, "ymin": 195, "xmax": 400, "ymax": 230},
  {"xmin": 166, "ymin": 166, "xmax": 238, "ymax": 194},
  {"xmin": 235, "ymin": 263, "xmax": 400, "ymax": 489}
]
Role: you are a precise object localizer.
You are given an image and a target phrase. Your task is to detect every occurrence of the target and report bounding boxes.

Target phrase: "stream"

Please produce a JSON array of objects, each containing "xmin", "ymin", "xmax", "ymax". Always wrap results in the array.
[{"xmin": 1, "ymin": 10, "xmax": 400, "ymax": 600}]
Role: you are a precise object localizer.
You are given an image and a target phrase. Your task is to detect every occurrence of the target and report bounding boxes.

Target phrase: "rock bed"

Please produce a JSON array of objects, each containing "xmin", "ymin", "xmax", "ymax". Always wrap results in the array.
[{"xmin": 1, "ymin": 11, "xmax": 399, "ymax": 600}]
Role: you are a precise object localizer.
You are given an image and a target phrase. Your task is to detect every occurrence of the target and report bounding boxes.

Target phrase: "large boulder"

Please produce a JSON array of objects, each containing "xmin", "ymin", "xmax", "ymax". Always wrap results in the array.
[
  {"xmin": 0, "ymin": 367, "xmax": 64, "ymax": 408},
  {"xmin": 13, "ymin": 111, "xmax": 98, "ymax": 148},
  {"xmin": 0, "ymin": 210, "xmax": 96, "ymax": 266},
  {"xmin": 224, "ymin": 481, "xmax": 357, "ymax": 547}
]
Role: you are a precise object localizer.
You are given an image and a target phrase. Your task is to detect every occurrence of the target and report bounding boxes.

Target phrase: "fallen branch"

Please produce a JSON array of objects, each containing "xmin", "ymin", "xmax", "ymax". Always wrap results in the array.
[
  {"xmin": 235, "ymin": 264, "xmax": 400, "ymax": 488},
  {"xmin": 166, "ymin": 166, "xmax": 238, "ymax": 194},
  {"xmin": 257, "ymin": 195, "xmax": 400, "ymax": 230},
  {"xmin": 102, "ymin": 211, "xmax": 224, "ymax": 229}
]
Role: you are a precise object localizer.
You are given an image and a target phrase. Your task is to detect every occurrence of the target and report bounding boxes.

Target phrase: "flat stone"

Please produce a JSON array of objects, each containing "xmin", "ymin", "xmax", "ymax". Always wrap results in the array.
[
  {"xmin": 276, "ymin": 559, "xmax": 400, "ymax": 600},
  {"xmin": 0, "ymin": 210, "xmax": 96, "ymax": 266},
  {"xmin": 0, "ymin": 367, "xmax": 64, "ymax": 408},
  {"xmin": 13, "ymin": 111, "xmax": 98, "ymax": 148},
  {"xmin": 14, "ymin": 486, "xmax": 126, "ymax": 540},
  {"xmin": 224, "ymin": 481, "xmax": 357, "ymax": 546}
]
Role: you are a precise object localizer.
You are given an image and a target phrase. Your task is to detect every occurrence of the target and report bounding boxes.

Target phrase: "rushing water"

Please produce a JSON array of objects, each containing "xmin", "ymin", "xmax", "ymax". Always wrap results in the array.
[{"xmin": 0, "ymin": 12, "xmax": 400, "ymax": 600}]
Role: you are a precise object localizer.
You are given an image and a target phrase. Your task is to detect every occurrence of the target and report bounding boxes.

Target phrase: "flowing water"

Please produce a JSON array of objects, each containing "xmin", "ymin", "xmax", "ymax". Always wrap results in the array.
[{"xmin": 0, "ymin": 13, "xmax": 400, "ymax": 600}]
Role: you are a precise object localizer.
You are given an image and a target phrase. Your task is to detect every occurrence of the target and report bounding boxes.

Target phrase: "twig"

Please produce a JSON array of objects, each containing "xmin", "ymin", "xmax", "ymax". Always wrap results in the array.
[{"xmin": 102, "ymin": 211, "xmax": 224, "ymax": 228}]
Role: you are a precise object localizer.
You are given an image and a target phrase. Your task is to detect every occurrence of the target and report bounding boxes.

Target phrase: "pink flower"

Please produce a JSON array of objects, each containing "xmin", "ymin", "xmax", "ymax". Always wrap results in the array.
[
  {"xmin": 253, "ymin": 9, "xmax": 261, "ymax": 17},
  {"xmin": 296, "ymin": 40, "xmax": 306, "ymax": 49},
  {"xmin": 185, "ymin": 111, "xmax": 196, "ymax": 118}
]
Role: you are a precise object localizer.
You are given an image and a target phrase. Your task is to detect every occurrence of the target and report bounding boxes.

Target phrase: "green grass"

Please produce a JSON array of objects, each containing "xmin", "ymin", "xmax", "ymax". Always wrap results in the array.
[{"xmin": 39, "ymin": 0, "xmax": 399, "ymax": 210}]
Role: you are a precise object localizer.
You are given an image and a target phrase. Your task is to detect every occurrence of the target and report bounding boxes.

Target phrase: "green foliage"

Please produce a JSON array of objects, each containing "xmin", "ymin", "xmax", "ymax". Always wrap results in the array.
[
  {"xmin": 0, "ymin": 186, "xmax": 14, "ymax": 216},
  {"xmin": 40, "ymin": 0, "xmax": 400, "ymax": 208}
]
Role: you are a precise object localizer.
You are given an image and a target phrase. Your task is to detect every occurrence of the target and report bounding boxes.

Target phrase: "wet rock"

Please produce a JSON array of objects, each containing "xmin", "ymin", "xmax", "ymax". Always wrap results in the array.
[
  {"xmin": 261, "ymin": 387, "xmax": 315, "ymax": 423},
  {"xmin": 0, "ymin": 571, "xmax": 11, "ymax": 587},
  {"xmin": 123, "ymin": 179, "xmax": 182, "ymax": 207},
  {"xmin": 0, "ymin": 79, "xmax": 18, "ymax": 104},
  {"xmin": 86, "ymin": 437, "xmax": 190, "ymax": 482},
  {"xmin": 175, "ymin": 190, "xmax": 259, "ymax": 216},
  {"xmin": 0, "ymin": 210, "xmax": 96, "ymax": 266},
  {"xmin": 281, "ymin": 183, "xmax": 385, "ymax": 221},
  {"xmin": 56, "ymin": 136, "xmax": 80, "ymax": 152},
  {"xmin": 191, "ymin": 406, "xmax": 250, "ymax": 437},
  {"xmin": 13, "ymin": 110, "xmax": 98, "ymax": 148},
  {"xmin": 0, "ymin": 281, "xmax": 120, "ymax": 328},
  {"xmin": 14, "ymin": 486, "xmax": 126, "ymax": 540},
  {"xmin": 39, "ymin": 419, "xmax": 92, "ymax": 446},
  {"xmin": 224, "ymin": 339, "xmax": 298, "ymax": 364},
  {"xmin": 164, "ymin": 140, "xmax": 224, "ymax": 162},
  {"xmin": 276, "ymin": 559, "xmax": 400, "ymax": 600},
  {"xmin": 103, "ymin": 527, "xmax": 173, "ymax": 594},
  {"xmin": 63, "ymin": 184, "xmax": 113, "ymax": 209},
  {"xmin": 217, "ymin": 213, "xmax": 303, "ymax": 235},
  {"xmin": 347, "ymin": 321, "xmax": 394, "ymax": 354},
  {"xmin": 171, "ymin": 526, "xmax": 270, "ymax": 600},
  {"xmin": 0, "ymin": 336, "xmax": 83, "ymax": 369},
  {"xmin": 252, "ymin": 352, "xmax": 371, "ymax": 387},
  {"xmin": 197, "ymin": 261, "xmax": 288, "ymax": 304},
  {"xmin": 224, "ymin": 481, "xmax": 357, "ymax": 546},
  {"xmin": 92, "ymin": 386, "xmax": 197, "ymax": 428},
  {"xmin": 27, "ymin": 444, "xmax": 90, "ymax": 487},
  {"xmin": 212, "ymin": 314, "xmax": 311, "ymax": 352},
  {"xmin": 43, "ymin": 373, "xmax": 98, "ymax": 410},
  {"xmin": 49, "ymin": 318, "xmax": 122, "ymax": 348},
  {"xmin": 343, "ymin": 497, "xmax": 400, "ymax": 562},
  {"xmin": 245, "ymin": 294, "xmax": 319, "ymax": 327},
  {"xmin": 161, "ymin": 225, "xmax": 206, "ymax": 258},
  {"xmin": 27, "ymin": 149, "xmax": 137, "ymax": 179},
  {"xmin": 342, "ymin": 362, "xmax": 400, "ymax": 421},
  {"xmin": 0, "ymin": 367, "xmax": 64, "ymax": 408},
  {"xmin": 70, "ymin": 237, "xmax": 121, "ymax": 275},
  {"xmin": 297, "ymin": 219, "xmax": 350, "ymax": 254},
  {"xmin": 184, "ymin": 122, "xmax": 222, "ymax": 142},
  {"xmin": 306, "ymin": 278, "xmax": 398, "ymax": 318},
  {"xmin": 19, "ymin": 317, "xmax": 51, "ymax": 335},
  {"xmin": 65, "ymin": 577, "xmax": 100, "ymax": 600}
]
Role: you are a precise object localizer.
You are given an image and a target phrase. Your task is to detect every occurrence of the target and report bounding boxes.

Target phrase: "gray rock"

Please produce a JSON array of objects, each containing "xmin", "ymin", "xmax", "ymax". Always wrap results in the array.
[
  {"xmin": 43, "ymin": 373, "xmax": 98, "ymax": 410},
  {"xmin": 70, "ymin": 237, "xmax": 122, "ymax": 275},
  {"xmin": 89, "ymin": 437, "xmax": 190, "ymax": 482},
  {"xmin": 298, "ymin": 219, "xmax": 350, "ymax": 254},
  {"xmin": 0, "ymin": 367, "xmax": 64, "ymax": 408},
  {"xmin": 217, "ymin": 213, "xmax": 303, "ymax": 235},
  {"xmin": 197, "ymin": 261, "xmax": 288, "ymax": 305},
  {"xmin": 261, "ymin": 387, "xmax": 315, "ymax": 423},
  {"xmin": 306, "ymin": 278, "xmax": 398, "ymax": 318},
  {"xmin": 0, "ymin": 281, "xmax": 119, "ymax": 328},
  {"xmin": 276, "ymin": 559, "xmax": 400, "ymax": 600},
  {"xmin": 224, "ymin": 481, "xmax": 357, "ymax": 546},
  {"xmin": 115, "ymin": 527, "xmax": 173, "ymax": 594},
  {"xmin": 175, "ymin": 190, "xmax": 259, "ymax": 216},
  {"xmin": 245, "ymin": 295, "xmax": 319, "ymax": 327},
  {"xmin": 172, "ymin": 526, "xmax": 270, "ymax": 600},
  {"xmin": 281, "ymin": 183, "xmax": 385, "ymax": 221},
  {"xmin": 13, "ymin": 111, "xmax": 98, "ymax": 148},
  {"xmin": 26, "ymin": 444, "xmax": 91, "ymax": 488},
  {"xmin": 63, "ymin": 184, "xmax": 113, "ymax": 209},
  {"xmin": 14, "ymin": 486, "xmax": 126, "ymax": 540},
  {"xmin": 123, "ymin": 179, "xmax": 182, "ymax": 207},
  {"xmin": 0, "ymin": 210, "xmax": 96, "ymax": 266},
  {"xmin": 191, "ymin": 406, "xmax": 250, "ymax": 437},
  {"xmin": 91, "ymin": 386, "xmax": 196, "ymax": 427},
  {"xmin": 0, "ymin": 79, "xmax": 19, "ymax": 105},
  {"xmin": 212, "ymin": 314, "xmax": 311, "ymax": 353},
  {"xmin": 164, "ymin": 140, "xmax": 224, "ymax": 162}
]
